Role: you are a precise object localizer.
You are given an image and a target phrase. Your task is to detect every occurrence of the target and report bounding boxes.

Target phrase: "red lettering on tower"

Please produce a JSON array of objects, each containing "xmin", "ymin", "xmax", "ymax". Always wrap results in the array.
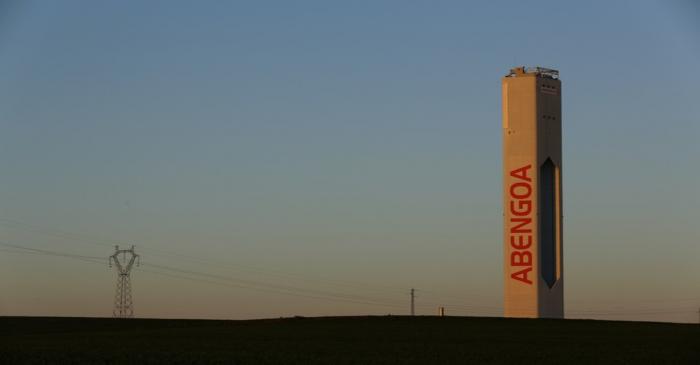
[
  {"xmin": 511, "ymin": 268, "xmax": 533, "ymax": 284},
  {"xmin": 508, "ymin": 164, "xmax": 533, "ymax": 285}
]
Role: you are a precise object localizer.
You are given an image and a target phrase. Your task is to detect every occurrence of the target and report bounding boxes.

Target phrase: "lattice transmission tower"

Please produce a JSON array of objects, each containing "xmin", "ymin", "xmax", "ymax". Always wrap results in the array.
[{"xmin": 109, "ymin": 245, "xmax": 140, "ymax": 318}]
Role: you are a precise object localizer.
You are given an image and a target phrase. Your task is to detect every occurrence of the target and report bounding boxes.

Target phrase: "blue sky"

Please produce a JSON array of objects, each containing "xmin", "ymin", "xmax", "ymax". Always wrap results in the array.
[{"xmin": 0, "ymin": 0, "xmax": 698, "ymax": 322}]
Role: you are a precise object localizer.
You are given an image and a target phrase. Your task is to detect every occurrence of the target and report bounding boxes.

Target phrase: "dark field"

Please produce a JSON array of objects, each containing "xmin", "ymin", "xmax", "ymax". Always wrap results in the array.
[{"xmin": 2, "ymin": 316, "xmax": 699, "ymax": 364}]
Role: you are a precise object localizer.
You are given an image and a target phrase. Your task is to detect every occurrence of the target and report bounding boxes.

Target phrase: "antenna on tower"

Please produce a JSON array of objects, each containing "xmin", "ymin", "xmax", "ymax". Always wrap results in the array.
[{"xmin": 109, "ymin": 245, "xmax": 140, "ymax": 318}]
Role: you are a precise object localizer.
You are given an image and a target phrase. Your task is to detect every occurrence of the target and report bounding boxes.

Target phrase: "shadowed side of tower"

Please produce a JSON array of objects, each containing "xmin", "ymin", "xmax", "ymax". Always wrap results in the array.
[{"xmin": 502, "ymin": 67, "xmax": 563, "ymax": 318}]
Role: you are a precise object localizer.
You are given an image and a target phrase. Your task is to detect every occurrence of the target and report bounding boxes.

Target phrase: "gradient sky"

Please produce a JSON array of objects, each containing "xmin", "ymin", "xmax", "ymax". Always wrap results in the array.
[{"xmin": 0, "ymin": 0, "xmax": 698, "ymax": 323}]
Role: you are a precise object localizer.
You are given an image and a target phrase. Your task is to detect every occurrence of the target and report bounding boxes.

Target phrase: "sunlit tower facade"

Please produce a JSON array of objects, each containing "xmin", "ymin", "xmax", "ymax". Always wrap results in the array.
[{"xmin": 502, "ymin": 67, "xmax": 563, "ymax": 318}]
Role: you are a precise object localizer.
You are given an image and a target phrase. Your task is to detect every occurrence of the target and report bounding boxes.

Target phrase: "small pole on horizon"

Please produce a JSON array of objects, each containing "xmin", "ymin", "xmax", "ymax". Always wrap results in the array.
[{"xmin": 410, "ymin": 288, "xmax": 415, "ymax": 316}]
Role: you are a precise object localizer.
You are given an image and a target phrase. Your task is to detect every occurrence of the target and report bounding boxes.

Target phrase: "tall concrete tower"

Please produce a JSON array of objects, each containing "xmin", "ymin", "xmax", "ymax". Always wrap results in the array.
[{"xmin": 502, "ymin": 66, "xmax": 563, "ymax": 318}]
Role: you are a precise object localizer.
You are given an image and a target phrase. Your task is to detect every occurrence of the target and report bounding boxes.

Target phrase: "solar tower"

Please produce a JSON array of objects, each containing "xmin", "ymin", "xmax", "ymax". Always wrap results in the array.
[{"xmin": 502, "ymin": 66, "xmax": 563, "ymax": 318}]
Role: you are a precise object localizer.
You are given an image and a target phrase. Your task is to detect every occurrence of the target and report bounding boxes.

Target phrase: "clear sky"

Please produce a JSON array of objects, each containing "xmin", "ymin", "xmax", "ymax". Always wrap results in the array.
[{"xmin": 0, "ymin": 0, "xmax": 698, "ymax": 323}]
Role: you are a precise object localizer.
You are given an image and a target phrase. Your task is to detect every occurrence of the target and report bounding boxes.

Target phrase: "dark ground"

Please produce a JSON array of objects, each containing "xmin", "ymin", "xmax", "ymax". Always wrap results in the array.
[{"xmin": 1, "ymin": 315, "xmax": 699, "ymax": 364}]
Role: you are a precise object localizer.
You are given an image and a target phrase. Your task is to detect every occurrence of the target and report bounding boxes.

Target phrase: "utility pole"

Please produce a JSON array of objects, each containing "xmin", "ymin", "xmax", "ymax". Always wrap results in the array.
[
  {"xmin": 410, "ymin": 288, "xmax": 415, "ymax": 316},
  {"xmin": 109, "ymin": 245, "xmax": 140, "ymax": 318}
]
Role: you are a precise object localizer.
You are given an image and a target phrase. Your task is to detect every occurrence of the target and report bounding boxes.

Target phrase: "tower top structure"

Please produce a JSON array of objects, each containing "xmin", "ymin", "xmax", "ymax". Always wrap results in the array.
[{"xmin": 505, "ymin": 66, "xmax": 559, "ymax": 79}]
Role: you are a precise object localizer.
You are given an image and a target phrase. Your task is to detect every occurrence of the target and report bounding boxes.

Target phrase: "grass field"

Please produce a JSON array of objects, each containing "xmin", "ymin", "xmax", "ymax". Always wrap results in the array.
[{"xmin": 2, "ymin": 316, "xmax": 699, "ymax": 364}]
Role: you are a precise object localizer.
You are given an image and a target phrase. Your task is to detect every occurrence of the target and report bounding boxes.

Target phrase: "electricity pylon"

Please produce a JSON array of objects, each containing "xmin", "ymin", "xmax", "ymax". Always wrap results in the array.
[{"xmin": 109, "ymin": 245, "xmax": 140, "ymax": 318}]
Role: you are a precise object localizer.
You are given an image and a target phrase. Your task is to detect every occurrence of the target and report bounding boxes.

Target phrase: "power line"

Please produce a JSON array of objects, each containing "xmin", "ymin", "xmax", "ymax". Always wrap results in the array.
[
  {"xmin": 0, "ymin": 241, "xmax": 500, "ymax": 315},
  {"xmin": 2, "ymin": 219, "xmax": 699, "ymax": 322},
  {"xmin": 567, "ymin": 308, "xmax": 697, "ymax": 315},
  {"xmin": 139, "ymin": 266, "xmax": 406, "ymax": 310},
  {"xmin": 3, "ymin": 239, "xmax": 696, "ymax": 320},
  {"xmin": 0, "ymin": 219, "xmax": 117, "ymax": 248},
  {"xmin": 0, "ymin": 217, "xmax": 507, "ymax": 312},
  {"xmin": 0, "ymin": 218, "xmax": 409, "ymax": 295},
  {"xmin": 141, "ymin": 248, "xmax": 408, "ymax": 294},
  {"xmin": 0, "ymin": 217, "xmax": 512, "ymax": 314},
  {"xmin": 3, "ymin": 240, "xmax": 696, "ymax": 321},
  {"xmin": 0, "ymin": 241, "xmax": 106, "ymax": 264},
  {"xmin": 0, "ymin": 240, "xmax": 407, "ymax": 311},
  {"xmin": 141, "ymin": 261, "xmax": 407, "ymax": 309}
]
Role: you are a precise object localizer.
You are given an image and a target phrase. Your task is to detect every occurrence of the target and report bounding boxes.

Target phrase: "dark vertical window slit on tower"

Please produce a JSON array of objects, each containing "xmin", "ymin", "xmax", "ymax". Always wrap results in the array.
[{"xmin": 540, "ymin": 159, "xmax": 556, "ymax": 288}]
